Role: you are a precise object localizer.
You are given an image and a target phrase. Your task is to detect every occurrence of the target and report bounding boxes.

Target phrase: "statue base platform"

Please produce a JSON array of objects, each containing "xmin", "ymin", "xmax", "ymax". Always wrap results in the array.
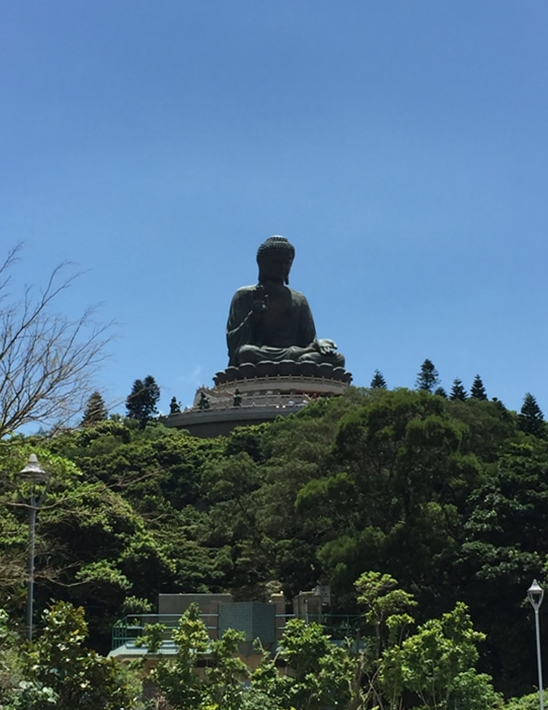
[
  {"xmin": 213, "ymin": 360, "xmax": 351, "ymax": 386},
  {"xmin": 160, "ymin": 369, "xmax": 352, "ymax": 439}
]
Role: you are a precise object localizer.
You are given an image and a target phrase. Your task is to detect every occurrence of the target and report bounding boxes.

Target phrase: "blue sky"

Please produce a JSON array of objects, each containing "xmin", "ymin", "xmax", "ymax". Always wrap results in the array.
[{"xmin": 2, "ymin": 1, "xmax": 548, "ymax": 421}]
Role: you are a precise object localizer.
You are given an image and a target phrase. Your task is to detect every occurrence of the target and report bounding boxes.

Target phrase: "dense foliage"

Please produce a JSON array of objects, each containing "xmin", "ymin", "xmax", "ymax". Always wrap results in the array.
[
  {"xmin": 0, "ymin": 601, "xmax": 140, "ymax": 709},
  {"xmin": 1, "ymin": 385, "xmax": 547, "ymax": 706}
]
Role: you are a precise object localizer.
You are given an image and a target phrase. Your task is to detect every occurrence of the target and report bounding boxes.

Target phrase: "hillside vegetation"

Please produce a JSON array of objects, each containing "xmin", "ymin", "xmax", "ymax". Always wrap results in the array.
[{"xmin": 1, "ymin": 385, "xmax": 547, "ymax": 705}]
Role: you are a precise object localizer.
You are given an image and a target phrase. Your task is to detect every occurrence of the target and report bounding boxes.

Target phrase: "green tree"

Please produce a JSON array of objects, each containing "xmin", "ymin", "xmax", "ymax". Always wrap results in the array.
[
  {"xmin": 326, "ymin": 389, "xmax": 476, "ymax": 597},
  {"xmin": 352, "ymin": 573, "xmax": 501, "ymax": 709},
  {"xmin": 251, "ymin": 618, "xmax": 353, "ymax": 710},
  {"xmin": 434, "ymin": 386, "xmax": 448, "ymax": 398},
  {"xmin": 0, "ymin": 608, "xmax": 23, "ymax": 707},
  {"xmin": 382, "ymin": 602, "xmax": 502, "ymax": 709},
  {"xmin": 2, "ymin": 383, "xmax": 543, "ymax": 699},
  {"xmin": 370, "ymin": 370, "xmax": 387, "ymax": 389},
  {"xmin": 416, "ymin": 359, "xmax": 440, "ymax": 393},
  {"xmin": 126, "ymin": 376, "xmax": 160, "ymax": 428},
  {"xmin": 143, "ymin": 603, "xmax": 210, "ymax": 709},
  {"xmin": 251, "ymin": 396, "xmax": 363, "ymax": 596},
  {"xmin": 23, "ymin": 602, "xmax": 139, "ymax": 710},
  {"xmin": 446, "ymin": 396, "xmax": 518, "ymax": 463},
  {"xmin": 225, "ymin": 423, "xmax": 269, "ymax": 463},
  {"xmin": 144, "ymin": 605, "xmax": 354, "ymax": 710},
  {"xmin": 505, "ymin": 690, "xmax": 548, "ymax": 709},
  {"xmin": 354, "ymin": 571, "xmax": 417, "ymax": 709},
  {"xmin": 459, "ymin": 440, "xmax": 548, "ymax": 696},
  {"xmin": 470, "ymin": 374, "xmax": 488, "ymax": 400},
  {"xmin": 450, "ymin": 378, "xmax": 468, "ymax": 401},
  {"xmin": 206, "ymin": 628, "xmax": 251, "ymax": 710},
  {"xmin": 80, "ymin": 391, "xmax": 108, "ymax": 427},
  {"xmin": 142, "ymin": 603, "xmax": 249, "ymax": 710},
  {"xmin": 0, "ymin": 435, "xmax": 210, "ymax": 652},
  {"xmin": 356, "ymin": 571, "xmax": 417, "ymax": 656},
  {"xmin": 519, "ymin": 393, "xmax": 545, "ymax": 438}
]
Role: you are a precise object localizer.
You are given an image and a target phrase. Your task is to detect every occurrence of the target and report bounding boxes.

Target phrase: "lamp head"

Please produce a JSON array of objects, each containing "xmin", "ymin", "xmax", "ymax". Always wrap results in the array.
[
  {"xmin": 19, "ymin": 454, "xmax": 50, "ymax": 484},
  {"xmin": 528, "ymin": 579, "xmax": 544, "ymax": 610}
]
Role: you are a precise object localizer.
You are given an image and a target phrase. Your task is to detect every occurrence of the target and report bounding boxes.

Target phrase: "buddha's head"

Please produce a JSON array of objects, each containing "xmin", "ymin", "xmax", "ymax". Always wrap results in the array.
[{"xmin": 257, "ymin": 236, "xmax": 295, "ymax": 285}]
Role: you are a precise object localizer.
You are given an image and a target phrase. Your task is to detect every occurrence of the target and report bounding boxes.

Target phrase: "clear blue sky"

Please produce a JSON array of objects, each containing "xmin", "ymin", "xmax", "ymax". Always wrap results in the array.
[{"xmin": 2, "ymin": 1, "xmax": 547, "ymax": 420}]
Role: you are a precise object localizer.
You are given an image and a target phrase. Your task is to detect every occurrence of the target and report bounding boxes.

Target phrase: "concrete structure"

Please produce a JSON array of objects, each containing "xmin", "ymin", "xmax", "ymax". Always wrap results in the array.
[
  {"xmin": 161, "ymin": 374, "xmax": 350, "ymax": 438},
  {"xmin": 110, "ymin": 591, "xmax": 288, "ymax": 663},
  {"xmin": 109, "ymin": 587, "xmax": 364, "ymax": 668}
]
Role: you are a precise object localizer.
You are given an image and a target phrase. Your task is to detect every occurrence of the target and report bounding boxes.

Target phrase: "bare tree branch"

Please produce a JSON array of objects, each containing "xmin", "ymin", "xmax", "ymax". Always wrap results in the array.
[{"xmin": 0, "ymin": 245, "xmax": 112, "ymax": 436}]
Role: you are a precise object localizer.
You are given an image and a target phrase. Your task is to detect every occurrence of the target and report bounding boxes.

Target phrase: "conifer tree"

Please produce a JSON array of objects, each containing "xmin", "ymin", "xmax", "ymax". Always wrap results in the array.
[
  {"xmin": 434, "ymin": 387, "xmax": 448, "ymax": 399},
  {"xmin": 450, "ymin": 378, "xmax": 467, "ymax": 401},
  {"xmin": 470, "ymin": 374, "xmax": 487, "ymax": 400},
  {"xmin": 126, "ymin": 375, "xmax": 160, "ymax": 428},
  {"xmin": 80, "ymin": 391, "xmax": 108, "ymax": 427},
  {"xmin": 370, "ymin": 370, "xmax": 387, "ymax": 389},
  {"xmin": 518, "ymin": 393, "xmax": 545, "ymax": 438},
  {"xmin": 416, "ymin": 359, "xmax": 440, "ymax": 393}
]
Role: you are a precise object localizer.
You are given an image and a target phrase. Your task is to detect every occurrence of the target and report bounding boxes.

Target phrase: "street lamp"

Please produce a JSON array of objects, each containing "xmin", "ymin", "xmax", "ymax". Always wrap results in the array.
[
  {"xmin": 19, "ymin": 454, "xmax": 51, "ymax": 641},
  {"xmin": 528, "ymin": 579, "xmax": 545, "ymax": 710}
]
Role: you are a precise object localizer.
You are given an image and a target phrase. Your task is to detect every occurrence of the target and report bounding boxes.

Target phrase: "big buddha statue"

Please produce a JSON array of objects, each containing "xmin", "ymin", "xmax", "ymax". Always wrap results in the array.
[{"xmin": 226, "ymin": 236, "xmax": 345, "ymax": 369}]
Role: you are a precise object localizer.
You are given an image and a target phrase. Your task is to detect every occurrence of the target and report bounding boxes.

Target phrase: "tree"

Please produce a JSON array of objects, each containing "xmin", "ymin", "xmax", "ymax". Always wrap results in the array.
[
  {"xmin": 470, "ymin": 374, "xmax": 488, "ymax": 400},
  {"xmin": 323, "ymin": 389, "xmax": 477, "ymax": 598},
  {"xmin": 354, "ymin": 571, "xmax": 417, "ymax": 708},
  {"xmin": 450, "ymin": 378, "xmax": 468, "ymax": 401},
  {"xmin": 22, "ymin": 602, "xmax": 140, "ymax": 710},
  {"xmin": 126, "ymin": 376, "xmax": 160, "ymax": 428},
  {"xmin": 519, "ymin": 393, "xmax": 545, "ymax": 438},
  {"xmin": 506, "ymin": 690, "xmax": 548, "ymax": 709},
  {"xmin": 143, "ymin": 606, "xmax": 353, "ymax": 710},
  {"xmin": 434, "ymin": 386, "xmax": 448, "ymax": 398},
  {"xmin": 0, "ymin": 608, "xmax": 23, "ymax": 707},
  {"xmin": 353, "ymin": 573, "xmax": 501, "ymax": 709},
  {"xmin": 416, "ymin": 359, "xmax": 440, "ymax": 393},
  {"xmin": 270, "ymin": 618, "xmax": 352, "ymax": 710},
  {"xmin": 0, "ymin": 245, "xmax": 110, "ymax": 437},
  {"xmin": 142, "ymin": 603, "xmax": 249, "ymax": 710},
  {"xmin": 459, "ymin": 439, "xmax": 548, "ymax": 696},
  {"xmin": 80, "ymin": 391, "xmax": 108, "ymax": 427},
  {"xmin": 370, "ymin": 370, "xmax": 387, "ymax": 389},
  {"xmin": 382, "ymin": 602, "xmax": 502, "ymax": 709}
]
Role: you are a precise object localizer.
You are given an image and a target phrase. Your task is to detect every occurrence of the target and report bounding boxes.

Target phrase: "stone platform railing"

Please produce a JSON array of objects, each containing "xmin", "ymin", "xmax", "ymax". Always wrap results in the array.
[
  {"xmin": 183, "ymin": 392, "xmax": 312, "ymax": 412},
  {"xmin": 214, "ymin": 360, "xmax": 352, "ymax": 386}
]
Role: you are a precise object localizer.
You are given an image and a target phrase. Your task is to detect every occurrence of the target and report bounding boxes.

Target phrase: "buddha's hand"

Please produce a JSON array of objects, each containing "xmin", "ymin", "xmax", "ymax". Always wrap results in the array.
[
  {"xmin": 314, "ymin": 338, "xmax": 338, "ymax": 355},
  {"xmin": 251, "ymin": 285, "xmax": 269, "ymax": 315}
]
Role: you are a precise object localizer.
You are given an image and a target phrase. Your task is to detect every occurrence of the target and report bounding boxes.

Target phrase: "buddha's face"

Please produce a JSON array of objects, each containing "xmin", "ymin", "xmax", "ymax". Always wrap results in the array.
[{"xmin": 258, "ymin": 249, "xmax": 293, "ymax": 283}]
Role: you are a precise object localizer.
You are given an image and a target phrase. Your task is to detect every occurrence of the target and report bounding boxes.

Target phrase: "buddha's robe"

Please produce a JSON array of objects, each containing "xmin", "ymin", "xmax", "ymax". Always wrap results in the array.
[{"xmin": 226, "ymin": 285, "xmax": 317, "ymax": 367}]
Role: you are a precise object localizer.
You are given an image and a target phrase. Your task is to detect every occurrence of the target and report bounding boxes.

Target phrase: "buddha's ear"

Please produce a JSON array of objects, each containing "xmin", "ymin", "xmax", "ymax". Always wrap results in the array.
[{"xmin": 285, "ymin": 277, "xmax": 289, "ymax": 285}]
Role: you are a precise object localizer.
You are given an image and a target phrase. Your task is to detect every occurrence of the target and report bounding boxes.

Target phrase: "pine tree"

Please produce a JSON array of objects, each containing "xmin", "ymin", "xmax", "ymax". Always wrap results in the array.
[
  {"xmin": 416, "ymin": 359, "xmax": 440, "ymax": 393},
  {"xmin": 470, "ymin": 374, "xmax": 487, "ymax": 400},
  {"xmin": 80, "ymin": 391, "xmax": 108, "ymax": 427},
  {"xmin": 434, "ymin": 387, "xmax": 448, "ymax": 399},
  {"xmin": 126, "ymin": 375, "xmax": 160, "ymax": 428},
  {"xmin": 450, "ymin": 378, "xmax": 467, "ymax": 401},
  {"xmin": 519, "ymin": 393, "xmax": 545, "ymax": 438},
  {"xmin": 370, "ymin": 370, "xmax": 387, "ymax": 389}
]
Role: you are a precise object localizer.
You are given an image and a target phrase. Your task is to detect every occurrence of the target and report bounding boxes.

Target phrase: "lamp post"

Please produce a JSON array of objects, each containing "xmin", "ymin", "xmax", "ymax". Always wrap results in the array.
[
  {"xmin": 528, "ymin": 579, "xmax": 545, "ymax": 710},
  {"xmin": 19, "ymin": 454, "xmax": 51, "ymax": 641}
]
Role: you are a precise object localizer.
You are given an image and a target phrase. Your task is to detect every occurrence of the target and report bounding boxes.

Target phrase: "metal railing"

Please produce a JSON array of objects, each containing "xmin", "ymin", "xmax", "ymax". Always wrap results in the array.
[
  {"xmin": 112, "ymin": 612, "xmax": 366, "ymax": 651},
  {"xmin": 186, "ymin": 393, "xmax": 311, "ymax": 412},
  {"xmin": 112, "ymin": 612, "xmax": 220, "ymax": 650}
]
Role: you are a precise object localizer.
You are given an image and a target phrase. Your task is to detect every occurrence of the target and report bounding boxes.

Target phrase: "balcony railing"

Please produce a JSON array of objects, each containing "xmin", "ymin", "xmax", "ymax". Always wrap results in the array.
[{"xmin": 112, "ymin": 612, "xmax": 366, "ymax": 651}]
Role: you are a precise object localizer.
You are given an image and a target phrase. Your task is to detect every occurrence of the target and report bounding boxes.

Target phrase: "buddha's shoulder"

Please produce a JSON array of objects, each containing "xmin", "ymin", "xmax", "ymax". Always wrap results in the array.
[
  {"xmin": 231, "ymin": 285, "xmax": 257, "ymax": 300},
  {"xmin": 288, "ymin": 288, "xmax": 310, "ymax": 305}
]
